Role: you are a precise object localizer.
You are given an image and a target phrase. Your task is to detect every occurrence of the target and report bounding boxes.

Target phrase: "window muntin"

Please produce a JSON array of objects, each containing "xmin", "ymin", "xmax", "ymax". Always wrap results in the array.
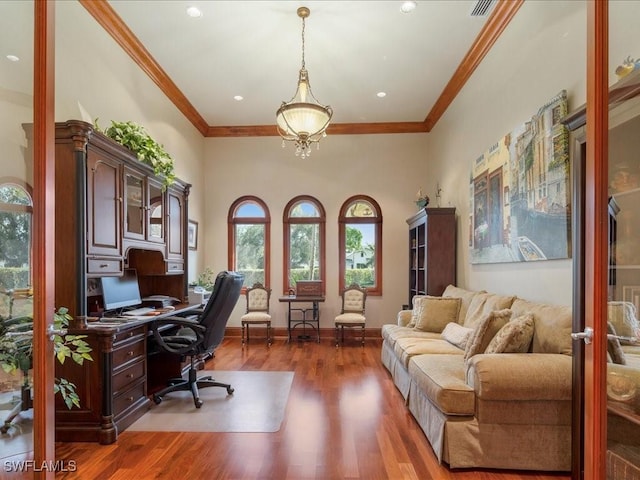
[
  {"xmin": 228, "ymin": 196, "xmax": 270, "ymax": 289},
  {"xmin": 283, "ymin": 196, "xmax": 326, "ymax": 294},
  {"xmin": 339, "ymin": 195, "xmax": 382, "ymax": 296}
]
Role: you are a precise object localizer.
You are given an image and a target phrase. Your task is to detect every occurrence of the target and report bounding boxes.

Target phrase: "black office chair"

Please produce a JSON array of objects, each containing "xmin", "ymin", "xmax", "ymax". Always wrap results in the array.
[{"xmin": 149, "ymin": 270, "xmax": 244, "ymax": 408}]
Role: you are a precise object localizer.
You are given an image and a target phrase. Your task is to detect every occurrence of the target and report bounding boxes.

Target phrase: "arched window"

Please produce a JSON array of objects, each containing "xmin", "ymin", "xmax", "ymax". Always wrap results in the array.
[
  {"xmin": 0, "ymin": 179, "xmax": 33, "ymax": 289},
  {"xmin": 283, "ymin": 196, "xmax": 326, "ymax": 294},
  {"xmin": 228, "ymin": 196, "xmax": 270, "ymax": 289},
  {"xmin": 339, "ymin": 195, "xmax": 382, "ymax": 296}
]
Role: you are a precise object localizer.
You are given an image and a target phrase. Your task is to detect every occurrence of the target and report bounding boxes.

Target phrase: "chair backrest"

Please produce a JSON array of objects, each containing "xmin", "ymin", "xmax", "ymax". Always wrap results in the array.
[
  {"xmin": 198, "ymin": 271, "xmax": 244, "ymax": 352},
  {"xmin": 245, "ymin": 283, "xmax": 271, "ymax": 313},
  {"xmin": 341, "ymin": 283, "xmax": 367, "ymax": 314}
]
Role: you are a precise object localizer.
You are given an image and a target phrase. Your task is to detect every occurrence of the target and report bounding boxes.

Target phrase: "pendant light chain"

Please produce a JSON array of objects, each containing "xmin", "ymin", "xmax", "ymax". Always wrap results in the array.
[{"xmin": 300, "ymin": 15, "xmax": 306, "ymax": 70}]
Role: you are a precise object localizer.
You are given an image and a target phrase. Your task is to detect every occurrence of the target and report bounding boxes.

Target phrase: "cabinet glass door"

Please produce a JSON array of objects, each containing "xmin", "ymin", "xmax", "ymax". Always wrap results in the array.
[
  {"xmin": 124, "ymin": 171, "xmax": 144, "ymax": 238},
  {"xmin": 148, "ymin": 179, "xmax": 164, "ymax": 242}
]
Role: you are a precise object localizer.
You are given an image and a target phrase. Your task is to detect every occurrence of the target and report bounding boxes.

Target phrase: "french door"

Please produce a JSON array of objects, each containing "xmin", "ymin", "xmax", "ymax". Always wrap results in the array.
[
  {"xmin": 0, "ymin": 1, "xmax": 56, "ymax": 478},
  {"xmin": 580, "ymin": 1, "xmax": 640, "ymax": 479}
]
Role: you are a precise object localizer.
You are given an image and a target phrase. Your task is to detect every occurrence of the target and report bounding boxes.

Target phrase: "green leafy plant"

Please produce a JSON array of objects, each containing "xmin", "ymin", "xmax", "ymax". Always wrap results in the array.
[
  {"xmin": 95, "ymin": 119, "xmax": 176, "ymax": 190},
  {"xmin": 52, "ymin": 307, "xmax": 93, "ymax": 409},
  {"xmin": 195, "ymin": 267, "xmax": 216, "ymax": 291}
]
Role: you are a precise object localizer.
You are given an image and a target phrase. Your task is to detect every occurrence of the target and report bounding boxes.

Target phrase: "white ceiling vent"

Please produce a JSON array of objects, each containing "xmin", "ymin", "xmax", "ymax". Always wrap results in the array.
[{"xmin": 469, "ymin": 0, "xmax": 495, "ymax": 17}]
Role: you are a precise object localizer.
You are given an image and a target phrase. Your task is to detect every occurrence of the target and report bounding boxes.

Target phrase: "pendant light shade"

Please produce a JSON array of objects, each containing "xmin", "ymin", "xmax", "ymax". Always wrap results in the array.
[{"xmin": 276, "ymin": 7, "xmax": 332, "ymax": 159}]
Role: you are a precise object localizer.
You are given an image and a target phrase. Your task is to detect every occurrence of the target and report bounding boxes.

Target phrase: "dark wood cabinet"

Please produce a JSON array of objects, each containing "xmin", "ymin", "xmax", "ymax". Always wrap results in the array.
[
  {"xmin": 406, "ymin": 207, "xmax": 456, "ymax": 304},
  {"xmin": 46, "ymin": 119, "xmax": 191, "ymax": 317}
]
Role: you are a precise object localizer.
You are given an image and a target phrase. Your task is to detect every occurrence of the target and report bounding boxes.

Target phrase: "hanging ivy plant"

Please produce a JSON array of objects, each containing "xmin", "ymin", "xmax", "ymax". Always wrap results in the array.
[{"xmin": 95, "ymin": 119, "xmax": 176, "ymax": 190}]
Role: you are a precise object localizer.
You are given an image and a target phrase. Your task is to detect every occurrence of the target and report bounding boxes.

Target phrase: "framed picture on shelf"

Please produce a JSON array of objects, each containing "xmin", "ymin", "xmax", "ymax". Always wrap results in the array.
[{"xmin": 188, "ymin": 220, "xmax": 198, "ymax": 250}]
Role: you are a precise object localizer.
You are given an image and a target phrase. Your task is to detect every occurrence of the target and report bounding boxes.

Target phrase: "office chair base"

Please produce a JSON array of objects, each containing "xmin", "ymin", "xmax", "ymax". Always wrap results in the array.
[{"xmin": 153, "ymin": 369, "xmax": 234, "ymax": 409}]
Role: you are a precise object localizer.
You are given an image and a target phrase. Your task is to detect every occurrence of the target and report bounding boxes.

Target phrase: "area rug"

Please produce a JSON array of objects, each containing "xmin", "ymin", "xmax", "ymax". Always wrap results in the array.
[
  {"xmin": 0, "ymin": 391, "xmax": 33, "ymax": 460},
  {"xmin": 128, "ymin": 370, "xmax": 294, "ymax": 433}
]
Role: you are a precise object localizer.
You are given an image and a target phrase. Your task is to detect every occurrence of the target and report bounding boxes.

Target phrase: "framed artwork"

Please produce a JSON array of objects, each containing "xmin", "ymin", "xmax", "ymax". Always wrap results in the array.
[
  {"xmin": 188, "ymin": 220, "xmax": 198, "ymax": 250},
  {"xmin": 469, "ymin": 90, "xmax": 571, "ymax": 264}
]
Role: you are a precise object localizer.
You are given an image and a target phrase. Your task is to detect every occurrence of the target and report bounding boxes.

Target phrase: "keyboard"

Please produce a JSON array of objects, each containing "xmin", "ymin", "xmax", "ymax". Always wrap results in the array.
[{"xmin": 123, "ymin": 307, "xmax": 155, "ymax": 316}]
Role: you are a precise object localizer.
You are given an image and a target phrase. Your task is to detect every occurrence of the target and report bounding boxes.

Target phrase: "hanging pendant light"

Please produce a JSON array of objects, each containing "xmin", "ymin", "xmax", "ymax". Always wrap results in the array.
[{"xmin": 276, "ymin": 6, "xmax": 333, "ymax": 159}]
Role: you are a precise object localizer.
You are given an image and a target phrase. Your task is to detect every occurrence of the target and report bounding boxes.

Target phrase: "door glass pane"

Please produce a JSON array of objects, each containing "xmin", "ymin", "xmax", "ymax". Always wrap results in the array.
[
  {"xmin": 606, "ymin": 2, "xmax": 640, "ymax": 476},
  {"xmin": 0, "ymin": 0, "xmax": 34, "ymax": 462}
]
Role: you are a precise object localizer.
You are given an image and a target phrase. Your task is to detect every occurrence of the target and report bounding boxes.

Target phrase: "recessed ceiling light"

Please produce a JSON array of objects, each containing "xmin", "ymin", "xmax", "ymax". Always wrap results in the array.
[
  {"xmin": 400, "ymin": 1, "xmax": 417, "ymax": 13},
  {"xmin": 186, "ymin": 6, "xmax": 202, "ymax": 18},
  {"xmin": 233, "ymin": 95, "xmax": 244, "ymax": 101},
  {"xmin": 6, "ymin": 55, "xmax": 19, "ymax": 62},
  {"xmin": 377, "ymin": 92, "xmax": 387, "ymax": 98}
]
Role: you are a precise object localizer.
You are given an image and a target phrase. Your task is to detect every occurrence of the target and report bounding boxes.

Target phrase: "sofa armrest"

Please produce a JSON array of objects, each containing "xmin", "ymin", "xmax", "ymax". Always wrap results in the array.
[
  {"xmin": 397, "ymin": 310, "xmax": 413, "ymax": 327},
  {"xmin": 466, "ymin": 353, "xmax": 572, "ymax": 401}
]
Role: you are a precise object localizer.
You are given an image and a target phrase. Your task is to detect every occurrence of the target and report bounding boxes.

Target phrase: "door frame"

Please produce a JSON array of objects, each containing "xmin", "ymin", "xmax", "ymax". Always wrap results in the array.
[{"xmin": 32, "ymin": 1, "xmax": 56, "ymax": 477}]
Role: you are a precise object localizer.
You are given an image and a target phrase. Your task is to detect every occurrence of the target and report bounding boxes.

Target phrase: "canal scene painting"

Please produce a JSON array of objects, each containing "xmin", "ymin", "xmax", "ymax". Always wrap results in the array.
[{"xmin": 470, "ymin": 90, "xmax": 571, "ymax": 264}]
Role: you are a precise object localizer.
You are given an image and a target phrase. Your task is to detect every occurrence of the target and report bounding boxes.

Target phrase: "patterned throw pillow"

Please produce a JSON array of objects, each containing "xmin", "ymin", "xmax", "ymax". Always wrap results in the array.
[
  {"xmin": 441, "ymin": 322, "xmax": 474, "ymax": 350},
  {"xmin": 485, "ymin": 313, "xmax": 535, "ymax": 354},
  {"xmin": 413, "ymin": 296, "xmax": 462, "ymax": 333},
  {"xmin": 464, "ymin": 309, "xmax": 512, "ymax": 362},
  {"xmin": 407, "ymin": 295, "xmax": 428, "ymax": 328}
]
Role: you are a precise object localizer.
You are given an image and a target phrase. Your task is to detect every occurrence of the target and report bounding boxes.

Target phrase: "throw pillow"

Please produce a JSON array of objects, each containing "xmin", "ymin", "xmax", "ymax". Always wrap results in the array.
[
  {"xmin": 485, "ymin": 313, "xmax": 535, "ymax": 354},
  {"xmin": 441, "ymin": 322, "xmax": 474, "ymax": 350},
  {"xmin": 413, "ymin": 296, "xmax": 462, "ymax": 333},
  {"xmin": 408, "ymin": 295, "xmax": 428, "ymax": 328},
  {"xmin": 608, "ymin": 301, "xmax": 640, "ymax": 345},
  {"xmin": 607, "ymin": 321, "xmax": 627, "ymax": 365},
  {"xmin": 464, "ymin": 309, "xmax": 512, "ymax": 362}
]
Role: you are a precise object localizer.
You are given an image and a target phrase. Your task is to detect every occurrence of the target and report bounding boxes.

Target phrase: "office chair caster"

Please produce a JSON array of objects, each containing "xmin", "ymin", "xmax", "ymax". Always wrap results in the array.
[
  {"xmin": 226, "ymin": 386, "xmax": 234, "ymax": 395},
  {"xmin": 153, "ymin": 395, "xmax": 162, "ymax": 405}
]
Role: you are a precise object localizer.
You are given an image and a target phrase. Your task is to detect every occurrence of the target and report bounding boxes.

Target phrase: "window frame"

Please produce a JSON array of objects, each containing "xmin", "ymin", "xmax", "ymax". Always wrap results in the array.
[
  {"xmin": 227, "ymin": 195, "xmax": 271, "ymax": 291},
  {"xmin": 282, "ymin": 195, "xmax": 326, "ymax": 295},
  {"xmin": 338, "ymin": 195, "xmax": 383, "ymax": 296}
]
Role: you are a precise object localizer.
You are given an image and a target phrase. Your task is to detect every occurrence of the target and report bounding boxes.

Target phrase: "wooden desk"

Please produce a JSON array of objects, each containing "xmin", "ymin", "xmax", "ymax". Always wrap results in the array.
[
  {"xmin": 55, "ymin": 303, "xmax": 200, "ymax": 444},
  {"xmin": 279, "ymin": 295, "xmax": 324, "ymax": 343}
]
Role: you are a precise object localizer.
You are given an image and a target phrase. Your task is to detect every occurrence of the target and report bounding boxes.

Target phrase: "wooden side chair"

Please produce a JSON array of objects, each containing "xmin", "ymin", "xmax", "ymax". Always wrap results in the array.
[
  {"xmin": 335, "ymin": 283, "xmax": 367, "ymax": 346},
  {"xmin": 241, "ymin": 283, "xmax": 272, "ymax": 345}
]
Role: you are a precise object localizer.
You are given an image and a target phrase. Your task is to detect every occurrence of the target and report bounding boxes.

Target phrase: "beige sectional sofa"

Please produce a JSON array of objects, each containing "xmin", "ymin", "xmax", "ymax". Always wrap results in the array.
[{"xmin": 381, "ymin": 285, "xmax": 573, "ymax": 471}]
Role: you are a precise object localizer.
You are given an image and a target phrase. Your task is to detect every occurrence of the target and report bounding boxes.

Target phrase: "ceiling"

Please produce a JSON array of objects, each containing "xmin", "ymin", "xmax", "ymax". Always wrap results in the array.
[{"xmin": 1, "ymin": 1, "xmax": 523, "ymax": 137}]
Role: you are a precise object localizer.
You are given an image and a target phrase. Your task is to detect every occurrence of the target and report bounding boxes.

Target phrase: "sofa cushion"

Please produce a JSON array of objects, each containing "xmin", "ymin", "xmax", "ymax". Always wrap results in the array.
[
  {"xmin": 393, "ymin": 337, "xmax": 462, "ymax": 367},
  {"xmin": 510, "ymin": 298, "xmax": 572, "ymax": 355},
  {"xmin": 442, "ymin": 285, "xmax": 484, "ymax": 324},
  {"xmin": 485, "ymin": 313, "xmax": 534, "ymax": 354},
  {"xmin": 441, "ymin": 322, "xmax": 474, "ymax": 350},
  {"xmin": 608, "ymin": 301, "xmax": 640, "ymax": 344},
  {"xmin": 464, "ymin": 309, "xmax": 512, "ymax": 362},
  {"xmin": 381, "ymin": 324, "xmax": 435, "ymax": 348},
  {"xmin": 408, "ymin": 354, "xmax": 475, "ymax": 416},
  {"xmin": 463, "ymin": 292, "xmax": 516, "ymax": 328},
  {"xmin": 414, "ymin": 296, "xmax": 462, "ymax": 333}
]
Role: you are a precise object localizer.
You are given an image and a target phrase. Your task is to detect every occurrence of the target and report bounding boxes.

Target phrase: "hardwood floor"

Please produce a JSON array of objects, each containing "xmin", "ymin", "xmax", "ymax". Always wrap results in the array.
[{"xmin": 52, "ymin": 338, "xmax": 571, "ymax": 480}]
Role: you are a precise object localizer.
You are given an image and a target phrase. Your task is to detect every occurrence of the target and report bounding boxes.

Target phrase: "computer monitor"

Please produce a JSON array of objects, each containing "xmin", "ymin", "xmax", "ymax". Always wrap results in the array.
[{"xmin": 100, "ymin": 269, "xmax": 142, "ymax": 312}]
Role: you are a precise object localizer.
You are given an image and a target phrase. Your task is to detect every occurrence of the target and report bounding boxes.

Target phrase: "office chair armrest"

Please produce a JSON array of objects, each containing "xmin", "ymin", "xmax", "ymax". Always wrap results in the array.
[{"xmin": 149, "ymin": 317, "xmax": 206, "ymax": 355}]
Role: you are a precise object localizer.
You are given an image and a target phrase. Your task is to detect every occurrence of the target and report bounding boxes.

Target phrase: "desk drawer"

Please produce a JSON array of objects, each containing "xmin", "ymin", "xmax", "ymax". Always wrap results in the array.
[
  {"xmin": 113, "ymin": 358, "xmax": 145, "ymax": 395},
  {"xmin": 113, "ymin": 380, "xmax": 146, "ymax": 417},
  {"xmin": 113, "ymin": 339, "xmax": 145, "ymax": 369},
  {"xmin": 166, "ymin": 260, "xmax": 184, "ymax": 274},
  {"xmin": 114, "ymin": 326, "xmax": 146, "ymax": 346},
  {"xmin": 87, "ymin": 257, "xmax": 123, "ymax": 275}
]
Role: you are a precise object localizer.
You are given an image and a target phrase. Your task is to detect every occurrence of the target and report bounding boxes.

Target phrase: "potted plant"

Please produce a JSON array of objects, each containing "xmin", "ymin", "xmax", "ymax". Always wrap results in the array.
[
  {"xmin": 95, "ymin": 119, "xmax": 176, "ymax": 190},
  {"xmin": 0, "ymin": 304, "xmax": 92, "ymax": 433}
]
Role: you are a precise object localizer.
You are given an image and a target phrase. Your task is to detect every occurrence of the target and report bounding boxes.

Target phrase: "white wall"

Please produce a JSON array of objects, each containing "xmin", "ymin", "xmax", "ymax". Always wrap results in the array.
[
  {"xmin": 203, "ymin": 133, "xmax": 429, "ymax": 329},
  {"xmin": 424, "ymin": 1, "xmax": 588, "ymax": 306}
]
